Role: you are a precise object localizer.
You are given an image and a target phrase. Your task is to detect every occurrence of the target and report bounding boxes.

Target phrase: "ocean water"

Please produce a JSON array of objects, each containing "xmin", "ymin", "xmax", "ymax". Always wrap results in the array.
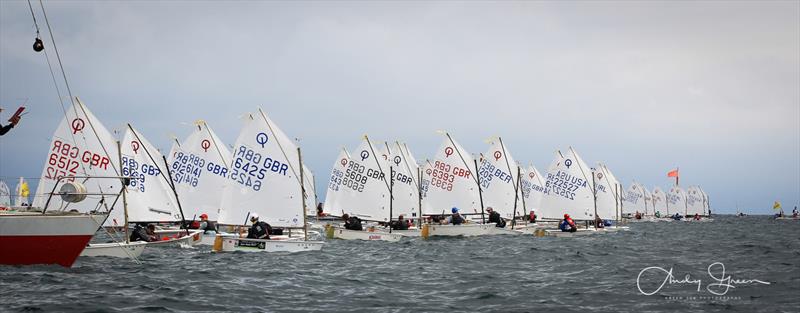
[{"xmin": 1, "ymin": 215, "xmax": 798, "ymax": 313}]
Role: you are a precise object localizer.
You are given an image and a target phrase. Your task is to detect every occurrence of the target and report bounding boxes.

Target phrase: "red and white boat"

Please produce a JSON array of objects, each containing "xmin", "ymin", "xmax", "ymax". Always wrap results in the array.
[{"xmin": 0, "ymin": 211, "xmax": 106, "ymax": 267}]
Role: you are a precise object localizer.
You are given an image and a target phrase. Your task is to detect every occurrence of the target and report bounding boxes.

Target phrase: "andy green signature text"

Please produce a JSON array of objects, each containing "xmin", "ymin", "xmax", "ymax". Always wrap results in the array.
[{"xmin": 637, "ymin": 262, "xmax": 770, "ymax": 296}]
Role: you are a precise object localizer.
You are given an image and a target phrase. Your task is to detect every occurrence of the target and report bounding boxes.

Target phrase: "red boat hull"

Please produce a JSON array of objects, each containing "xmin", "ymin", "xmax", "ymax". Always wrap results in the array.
[
  {"xmin": 0, "ymin": 213, "xmax": 106, "ymax": 267},
  {"xmin": 0, "ymin": 235, "xmax": 94, "ymax": 267}
]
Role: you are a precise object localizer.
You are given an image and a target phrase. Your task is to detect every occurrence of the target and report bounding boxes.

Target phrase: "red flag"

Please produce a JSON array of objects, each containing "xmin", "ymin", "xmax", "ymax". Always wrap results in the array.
[{"xmin": 667, "ymin": 169, "xmax": 679, "ymax": 177}]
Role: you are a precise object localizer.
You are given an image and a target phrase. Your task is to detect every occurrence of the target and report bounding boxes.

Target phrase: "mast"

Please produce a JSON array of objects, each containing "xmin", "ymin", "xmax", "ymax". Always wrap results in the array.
[
  {"xmin": 417, "ymin": 166, "xmax": 423, "ymax": 227},
  {"xmin": 474, "ymin": 159, "xmax": 486, "ymax": 224},
  {"xmin": 592, "ymin": 168, "xmax": 598, "ymax": 230},
  {"xmin": 389, "ymin": 166, "xmax": 394, "ymax": 233},
  {"xmin": 162, "ymin": 156, "xmax": 189, "ymax": 236},
  {"xmin": 520, "ymin": 167, "xmax": 528, "ymax": 226},
  {"xmin": 116, "ymin": 141, "xmax": 129, "ymax": 243},
  {"xmin": 511, "ymin": 167, "xmax": 520, "ymax": 229},
  {"xmin": 298, "ymin": 147, "xmax": 308, "ymax": 241}
]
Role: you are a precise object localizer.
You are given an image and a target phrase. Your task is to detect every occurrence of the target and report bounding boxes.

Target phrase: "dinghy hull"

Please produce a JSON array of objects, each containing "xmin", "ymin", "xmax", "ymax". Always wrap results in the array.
[
  {"xmin": 421, "ymin": 224, "xmax": 494, "ymax": 238},
  {"xmin": 212, "ymin": 235, "xmax": 324, "ymax": 253},
  {"xmin": 324, "ymin": 225, "xmax": 404, "ymax": 242},
  {"xmin": 80, "ymin": 241, "xmax": 147, "ymax": 258},
  {"xmin": 0, "ymin": 212, "xmax": 106, "ymax": 267}
]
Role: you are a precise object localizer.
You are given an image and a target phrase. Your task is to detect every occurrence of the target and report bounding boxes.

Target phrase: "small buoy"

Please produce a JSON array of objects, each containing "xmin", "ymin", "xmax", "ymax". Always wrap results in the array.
[{"xmin": 33, "ymin": 38, "xmax": 44, "ymax": 52}]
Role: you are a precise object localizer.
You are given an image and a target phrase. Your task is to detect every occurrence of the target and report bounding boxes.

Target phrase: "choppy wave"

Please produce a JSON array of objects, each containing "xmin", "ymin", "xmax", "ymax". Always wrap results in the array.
[{"xmin": 1, "ymin": 216, "xmax": 798, "ymax": 312}]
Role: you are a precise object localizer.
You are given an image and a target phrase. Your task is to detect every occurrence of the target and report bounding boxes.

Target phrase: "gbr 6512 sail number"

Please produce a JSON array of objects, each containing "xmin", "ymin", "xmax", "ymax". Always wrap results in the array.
[{"xmin": 45, "ymin": 140, "xmax": 111, "ymax": 180}]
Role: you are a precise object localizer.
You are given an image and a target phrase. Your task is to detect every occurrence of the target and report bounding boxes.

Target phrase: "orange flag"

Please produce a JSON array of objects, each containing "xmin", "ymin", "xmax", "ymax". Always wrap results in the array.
[{"xmin": 667, "ymin": 169, "xmax": 679, "ymax": 177}]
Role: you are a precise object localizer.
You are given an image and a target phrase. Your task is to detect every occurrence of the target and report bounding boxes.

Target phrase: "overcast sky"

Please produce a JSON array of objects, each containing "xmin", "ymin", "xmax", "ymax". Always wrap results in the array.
[{"xmin": 1, "ymin": 0, "xmax": 797, "ymax": 214}]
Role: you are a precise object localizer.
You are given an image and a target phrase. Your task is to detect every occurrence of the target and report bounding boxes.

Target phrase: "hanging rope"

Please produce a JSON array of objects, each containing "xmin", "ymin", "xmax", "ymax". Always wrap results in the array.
[{"xmin": 27, "ymin": 0, "xmax": 44, "ymax": 51}]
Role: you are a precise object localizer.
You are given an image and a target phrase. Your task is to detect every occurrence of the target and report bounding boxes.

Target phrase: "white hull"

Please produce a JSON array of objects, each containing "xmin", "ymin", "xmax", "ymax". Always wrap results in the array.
[
  {"xmin": 325, "ymin": 226, "xmax": 404, "ymax": 242},
  {"xmin": 775, "ymin": 217, "xmax": 799, "ymax": 221},
  {"xmin": 487, "ymin": 227, "xmax": 524, "ymax": 235},
  {"xmin": 148, "ymin": 229, "xmax": 204, "ymax": 247},
  {"xmin": 544, "ymin": 228, "xmax": 598, "ymax": 237},
  {"xmin": 391, "ymin": 228, "xmax": 421, "ymax": 237},
  {"xmin": 421, "ymin": 224, "xmax": 494, "ymax": 238},
  {"xmin": 213, "ymin": 235, "xmax": 324, "ymax": 253},
  {"xmin": 599, "ymin": 225, "xmax": 630, "ymax": 232},
  {"xmin": 80, "ymin": 241, "xmax": 147, "ymax": 258}
]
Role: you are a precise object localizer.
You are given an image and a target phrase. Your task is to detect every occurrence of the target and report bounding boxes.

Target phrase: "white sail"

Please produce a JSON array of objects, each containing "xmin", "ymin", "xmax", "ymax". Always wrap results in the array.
[
  {"xmin": 419, "ymin": 160, "xmax": 433, "ymax": 208},
  {"xmin": 700, "ymin": 188, "xmax": 710, "ymax": 215},
  {"xmin": 539, "ymin": 147, "xmax": 595, "ymax": 220},
  {"xmin": 0, "ymin": 180, "xmax": 10, "ymax": 209},
  {"xmin": 598, "ymin": 164, "xmax": 623, "ymax": 220},
  {"xmin": 328, "ymin": 137, "xmax": 390, "ymax": 221},
  {"xmin": 685, "ymin": 186, "xmax": 705, "ymax": 216},
  {"xmin": 666, "ymin": 186, "xmax": 687, "ymax": 216},
  {"xmin": 651, "ymin": 187, "xmax": 667, "ymax": 216},
  {"xmin": 400, "ymin": 142, "xmax": 420, "ymax": 185},
  {"xmin": 520, "ymin": 165, "xmax": 546, "ymax": 217},
  {"xmin": 478, "ymin": 138, "xmax": 520, "ymax": 219},
  {"xmin": 113, "ymin": 125, "xmax": 182, "ymax": 226},
  {"xmin": 32, "ymin": 98, "xmax": 120, "ymax": 213},
  {"xmin": 643, "ymin": 187, "xmax": 652, "ymax": 215},
  {"xmin": 593, "ymin": 164, "xmax": 616, "ymax": 220},
  {"xmin": 623, "ymin": 182, "xmax": 646, "ymax": 215},
  {"xmin": 217, "ymin": 111, "xmax": 306, "ymax": 227},
  {"xmin": 169, "ymin": 121, "xmax": 231, "ymax": 221},
  {"xmin": 422, "ymin": 133, "xmax": 481, "ymax": 215},
  {"xmin": 384, "ymin": 142, "xmax": 420, "ymax": 220},
  {"xmin": 322, "ymin": 148, "xmax": 351, "ymax": 216},
  {"xmin": 302, "ymin": 164, "xmax": 317, "ymax": 216},
  {"xmin": 258, "ymin": 110, "xmax": 315, "ymax": 221}
]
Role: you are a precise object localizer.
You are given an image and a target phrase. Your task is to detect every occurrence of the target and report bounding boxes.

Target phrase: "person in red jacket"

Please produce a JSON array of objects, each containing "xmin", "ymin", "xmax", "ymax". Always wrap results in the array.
[{"xmin": 559, "ymin": 214, "xmax": 577, "ymax": 232}]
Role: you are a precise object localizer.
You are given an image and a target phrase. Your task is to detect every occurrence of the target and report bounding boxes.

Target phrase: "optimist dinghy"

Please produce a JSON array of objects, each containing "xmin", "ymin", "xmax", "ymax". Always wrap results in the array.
[{"xmin": 213, "ymin": 108, "xmax": 324, "ymax": 252}]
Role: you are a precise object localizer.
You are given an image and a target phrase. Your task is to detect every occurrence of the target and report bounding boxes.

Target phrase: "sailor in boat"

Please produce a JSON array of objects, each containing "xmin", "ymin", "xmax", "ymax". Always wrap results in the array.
[
  {"xmin": 671, "ymin": 213, "xmax": 683, "ymax": 221},
  {"xmin": 246, "ymin": 213, "xmax": 271, "ymax": 239},
  {"xmin": 390, "ymin": 214, "xmax": 410, "ymax": 230},
  {"xmin": 130, "ymin": 224, "xmax": 158, "ymax": 242},
  {"xmin": 529, "ymin": 210, "xmax": 537, "ymax": 223},
  {"xmin": 317, "ymin": 203, "xmax": 329, "ymax": 217},
  {"xmin": 654, "ymin": 211, "xmax": 661, "ymax": 218},
  {"xmin": 341, "ymin": 214, "xmax": 363, "ymax": 231},
  {"xmin": 793, "ymin": 206, "xmax": 798, "ymax": 218},
  {"xmin": 486, "ymin": 207, "xmax": 506, "ymax": 228},
  {"xmin": 197, "ymin": 213, "xmax": 217, "ymax": 234},
  {"xmin": 559, "ymin": 214, "xmax": 577, "ymax": 232},
  {"xmin": 594, "ymin": 216, "xmax": 605, "ymax": 229},
  {"xmin": 693, "ymin": 213, "xmax": 701, "ymax": 220},
  {"xmin": 444, "ymin": 207, "xmax": 465, "ymax": 225},
  {"xmin": 634, "ymin": 211, "xmax": 642, "ymax": 220}
]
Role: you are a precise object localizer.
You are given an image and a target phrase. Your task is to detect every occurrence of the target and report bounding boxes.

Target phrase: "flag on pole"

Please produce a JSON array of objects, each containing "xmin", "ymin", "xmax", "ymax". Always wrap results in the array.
[
  {"xmin": 20, "ymin": 181, "xmax": 29, "ymax": 197},
  {"xmin": 667, "ymin": 169, "xmax": 679, "ymax": 177},
  {"xmin": 773, "ymin": 201, "xmax": 782, "ymax": 210}
]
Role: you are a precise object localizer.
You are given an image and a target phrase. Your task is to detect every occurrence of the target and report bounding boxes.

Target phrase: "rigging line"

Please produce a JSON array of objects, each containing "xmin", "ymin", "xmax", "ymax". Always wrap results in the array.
[
  {"xmin": 257, "ymin": 108, "xmax": 308, "ymax": 192},
  {"xmin": 31, "ymin": 1, "xmax": 97, "ymax": 207},
  {"xmin": 27, "ymin": 0, "xmax": 41, "ymax": 35},
  {"xmin": 445, "ymin": 132, "xmax": 479, "ymax": 188},
  {"xmin": 39, "ymin": 0, "xmax": 76, "ymax": 105},
  {"xmin": 201, "ymin": 122, "xmax": 229, "ymax": 173},
  {"xmin": 127, "ymin": 124, "xmax": 176, "ymax": 197},
  {"xmin": 569, "ymin": 147, "xmax": 593, "ymax": 191},
  {"xmin": 498, "ymin": 137, "xmax": 518, "ymax": 193},
  {"xmin": 397, "ymin": 142, "xmax": 421, "ymax": 197},
  {"xmin": 364, "ymin": 135, "xmax": 391, "ymax": 194}
]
